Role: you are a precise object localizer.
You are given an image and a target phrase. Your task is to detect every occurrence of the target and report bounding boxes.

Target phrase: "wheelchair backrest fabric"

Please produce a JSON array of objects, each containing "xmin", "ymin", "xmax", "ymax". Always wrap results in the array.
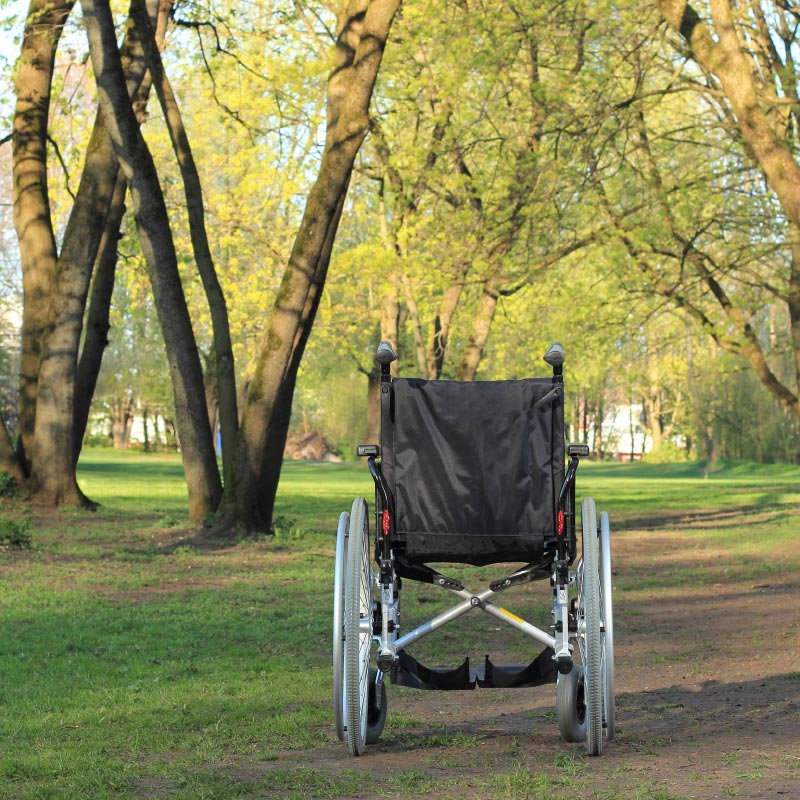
[{"xmin": 381, "ymin": 378, "xmax": 565, "ymax": 565}]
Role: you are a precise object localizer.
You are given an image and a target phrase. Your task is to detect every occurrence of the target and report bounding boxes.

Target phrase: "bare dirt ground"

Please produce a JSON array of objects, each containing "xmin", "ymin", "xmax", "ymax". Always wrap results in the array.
[{"xmin": 271, "ymin": 513, "xmax": 800, "ymax": 799}]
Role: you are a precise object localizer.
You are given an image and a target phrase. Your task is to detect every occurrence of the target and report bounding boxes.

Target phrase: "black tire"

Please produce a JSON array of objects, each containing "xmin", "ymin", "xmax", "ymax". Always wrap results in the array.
[
  {"xmin": 556, "ymin": 665, "xmax": 587, "ymax": 742},
  {"xmin": 344, "ymin": 497, "xmax": 373, "ymax": 756},
  {"xmin": 332, "ymin": 511, "xmax": 349, "ymax": 741},
  {"xmin": 365, "ymin": 668, "xmax": 387, "ymax": 744},
  {"xmin": 581, "ymin": 497, "xmax": 603, "ymax": 756}
]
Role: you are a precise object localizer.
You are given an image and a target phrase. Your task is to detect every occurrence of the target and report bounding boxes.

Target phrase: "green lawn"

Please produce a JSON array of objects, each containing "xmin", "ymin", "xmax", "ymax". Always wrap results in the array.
[{"xmin": 0, "ymin": 450, "xmax": 797, "ymax": 799}]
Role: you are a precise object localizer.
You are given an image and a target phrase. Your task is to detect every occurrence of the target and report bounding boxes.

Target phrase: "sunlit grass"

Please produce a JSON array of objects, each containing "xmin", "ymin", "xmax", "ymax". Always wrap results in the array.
[{"xmin": 0, "ymin": 450, "xmax": 797, "ymax": 798}]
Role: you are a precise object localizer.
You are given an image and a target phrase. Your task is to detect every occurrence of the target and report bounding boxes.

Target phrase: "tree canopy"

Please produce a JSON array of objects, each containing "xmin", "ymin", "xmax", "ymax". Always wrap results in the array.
[{"xmin": 0, "ymin": 0, "xmax": 797, "ymax": 531}]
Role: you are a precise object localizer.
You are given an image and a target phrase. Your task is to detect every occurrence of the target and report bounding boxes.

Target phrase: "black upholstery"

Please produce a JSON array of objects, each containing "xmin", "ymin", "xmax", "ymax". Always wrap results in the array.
[{"xmin": 381, "ymin": 377, "xmax": 565, "ymax": 565}]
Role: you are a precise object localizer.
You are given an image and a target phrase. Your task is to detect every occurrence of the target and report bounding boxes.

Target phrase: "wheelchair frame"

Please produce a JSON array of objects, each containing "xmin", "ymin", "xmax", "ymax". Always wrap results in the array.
[{"xmin": 333, "ymin": 343, "xmax": 615, "ymax": 756}]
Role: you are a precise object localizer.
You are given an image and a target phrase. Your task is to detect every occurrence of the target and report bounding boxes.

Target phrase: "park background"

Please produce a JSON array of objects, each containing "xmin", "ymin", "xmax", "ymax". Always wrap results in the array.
[{"xmin": 0, "ymin": 2, "xmax": 799, "ymax": 798}]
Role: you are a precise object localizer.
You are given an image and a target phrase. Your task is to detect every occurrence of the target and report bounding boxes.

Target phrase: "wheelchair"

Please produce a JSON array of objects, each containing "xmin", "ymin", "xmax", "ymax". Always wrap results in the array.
[{"xmin": 333, "ymin": 342, "xmax": 615, "ymax": 756}]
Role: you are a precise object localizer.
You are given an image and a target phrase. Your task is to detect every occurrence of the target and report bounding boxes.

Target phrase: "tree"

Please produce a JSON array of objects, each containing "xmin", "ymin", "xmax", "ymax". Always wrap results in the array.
[
  {"xmin": 80, "ymin": 0, "xmax": 222, "ymax": 520},
  {"xmin": 217, "ymin": 0, "xmax": 402, "ymax": 534},
  {"xmin": 648, "ymin": 0, "xmax": 800, "ymax": 421}
]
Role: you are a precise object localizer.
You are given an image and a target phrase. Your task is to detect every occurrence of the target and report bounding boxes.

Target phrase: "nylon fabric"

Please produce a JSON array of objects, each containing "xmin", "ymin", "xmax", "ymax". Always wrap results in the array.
[{"xmin": 383, "ymin": 378, "xmax": 564, "ymax": 565}]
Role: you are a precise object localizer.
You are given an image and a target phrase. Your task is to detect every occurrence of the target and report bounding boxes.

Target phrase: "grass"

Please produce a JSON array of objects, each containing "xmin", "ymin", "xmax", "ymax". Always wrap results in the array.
[{"xmin": 0, "ymin": 450, "xmax": 798, "ymax": 799}]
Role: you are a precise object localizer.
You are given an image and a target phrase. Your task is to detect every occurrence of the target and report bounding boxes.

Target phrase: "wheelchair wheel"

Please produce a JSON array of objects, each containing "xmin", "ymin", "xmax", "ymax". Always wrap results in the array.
[
  {"xmin": 365, "ymin": 668, "xmax": 387, "ymax": 744},
  {"xmin": 600, "ymin": 510, "xmax": 616, "ymax": 741},
  {"xmin": 332, "ymin": 511, "xmax": 349, "ymax": 741},
  {"xmin": 344, "ymin": 497, "xmax": 374, "ymax": 756},
  {"xmin": 581, "ymin": 497, "xmax": 604, "ymax": 755},
  {"xmin": 556, "ymin": 665, "xmax": 586, "ymax": 742}
]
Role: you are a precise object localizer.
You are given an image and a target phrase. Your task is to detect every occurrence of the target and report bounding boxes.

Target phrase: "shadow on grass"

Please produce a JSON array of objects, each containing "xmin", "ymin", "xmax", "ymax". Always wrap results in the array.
[{"xmin": 614, "ymin": 503, "xmax": 795, "ymax": 531}]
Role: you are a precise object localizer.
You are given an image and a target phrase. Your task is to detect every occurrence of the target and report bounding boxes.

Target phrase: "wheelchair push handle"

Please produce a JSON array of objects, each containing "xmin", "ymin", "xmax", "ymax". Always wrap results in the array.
[
  {"xmin": 543, "ymin": 342, "xmax": 565, "ymax": 367},
  {"xmin": 376, "ymin": 341, "xmax": 397, "ymax": 365}
]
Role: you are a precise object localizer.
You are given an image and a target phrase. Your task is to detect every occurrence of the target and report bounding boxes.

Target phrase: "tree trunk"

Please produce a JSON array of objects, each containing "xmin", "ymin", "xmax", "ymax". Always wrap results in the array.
[
  {"xmin": 456, "ymin": 272, "xmax": 500, "ymax": 382},
  {"xmin": 427, "ymin": 264, "xmax": 468, "ymax": 379},
  {"xmin": 29, "ymin": 0, "xmax": 161, "ymax": 506},
  {"xmin": 0, "ymin": 417, "xmax": 26, "ymax": 486},
  {"xmin": 12, "ymin": 0, "xmax": 75, "ymax": 477},
  {"xmin": 219, "ymin": 0, "xmax": 402, "ymax": 535},
  {"xmin": 73, "ymin": 168, "xmax": 127, "ymax": 459},
  {"xmin": 365, "ymin": 364, "xmax": 381, "ymax": 444},
  {"xmin": 401, "ymin": 274, "xmax": 429, "ymax": 377},
  {"xmin": 111, "ymin": 394, "xmax": 136, "ymax": 449},
  {"xmin": 132, "ymin": 0, "xmax": 239, "ymax": 486},
  {"xmin": 73, "ymin": 2, "xmax": 164, "ymax": 460},
  {"xmin": 81, "ymin": 0, "xmax": 222, "ymax": 521}
]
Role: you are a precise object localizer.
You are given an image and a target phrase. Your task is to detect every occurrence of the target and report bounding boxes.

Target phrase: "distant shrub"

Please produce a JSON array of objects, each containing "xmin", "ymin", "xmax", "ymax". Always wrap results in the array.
[
  {"xmin": 0, "ymin": 516, "xmax": 32, "ymax": 548},
  {"xmin": 0, "ymin": 471, "xmax": 18, "ymax": 498},
  {"xmin": 643, "ymin": 441, "xmax": 690, "ymax": 464}
]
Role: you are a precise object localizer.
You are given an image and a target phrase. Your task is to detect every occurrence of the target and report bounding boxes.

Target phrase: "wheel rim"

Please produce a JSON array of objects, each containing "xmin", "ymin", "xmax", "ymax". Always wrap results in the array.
[
  {"xmin": 600, "ymin": 511, "xmax": 616, "ymax": 741},
  {"xmin": 332, "ymin": 512, "xmax": 349, "ymax": 741},
  {"xmin": 344, "ymin": 497, "xmax": 373, "ymax": 756},
  {"xmin": 581, "ymin": 497, "xmax": 603, "ymax": 755}
]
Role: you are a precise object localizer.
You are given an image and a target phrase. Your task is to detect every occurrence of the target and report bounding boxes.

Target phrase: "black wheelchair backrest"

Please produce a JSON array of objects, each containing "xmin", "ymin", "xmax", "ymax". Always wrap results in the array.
[{"xmin": 380, "ymin": 377, "xmax": 565, "ymax": 565}]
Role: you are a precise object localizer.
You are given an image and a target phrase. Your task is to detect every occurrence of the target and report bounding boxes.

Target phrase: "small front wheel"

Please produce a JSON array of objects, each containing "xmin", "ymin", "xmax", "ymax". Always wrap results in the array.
[
  {"xmin": 365, "ymin": 668, "xmax": 387, "ymax": 744},
  {"xmin": 556, "ymin": 665, "xmax": 586, "ymax": 743}
]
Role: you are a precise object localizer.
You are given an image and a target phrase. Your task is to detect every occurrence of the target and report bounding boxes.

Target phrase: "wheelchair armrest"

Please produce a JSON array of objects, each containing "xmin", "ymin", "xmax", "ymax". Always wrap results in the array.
[{"xmin": 567, "ymin": 443, "xmax": 590, "ymax": 458}]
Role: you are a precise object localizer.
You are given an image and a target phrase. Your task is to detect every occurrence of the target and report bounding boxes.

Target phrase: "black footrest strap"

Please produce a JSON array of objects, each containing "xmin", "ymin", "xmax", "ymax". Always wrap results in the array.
[
  {"xmin": 394, "ymin": 651, "xmax": 475, "ymax": 690},
  {"xmin": 392, "ymin": 647, "xmax": 557, "ymax": 691},
  {"xmin": 478, "ymin": 648, "xmax": 557, "ymax": 688}
]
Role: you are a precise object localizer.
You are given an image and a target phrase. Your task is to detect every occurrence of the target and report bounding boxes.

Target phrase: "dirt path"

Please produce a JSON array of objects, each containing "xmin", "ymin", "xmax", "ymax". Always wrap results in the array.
[{"xmin": 283, "ymin": 522, "xmax": 800, "ymax": 799}]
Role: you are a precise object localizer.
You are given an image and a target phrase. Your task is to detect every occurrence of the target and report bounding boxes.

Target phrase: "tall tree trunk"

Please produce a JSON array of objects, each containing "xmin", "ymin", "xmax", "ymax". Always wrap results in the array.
[
  {"xmin": 219, "ymin": 0, "xmax": 402, "ymax": 535},
  {"xmin": 401, "ymin": 274, "xmax": 428, "ymax": 377},
  {"xmin": 81, "ymin": 0, "xmax": 222, "ymax": 521},
  {"xmin": 132, "ymin": 0, "xmax": 239, "ymax": 487},
  {"xmin": 30, "ymin": 0, "xmax": 161, "ymax": 506},
  {"xmin": 73, "ymin": 2, "xmax": 164, "ymax": 460},
  {"xmin": 12, "ymin": 0, "xmax": 75, "ymax": 477},
  {"xmin": 73, "ymin": 168, "xmax": 127, "ymax": 459},
  {"xmin": 655, "ymin": 0, "xmax": 800, "ymax": 420},
  {"xmin": 0, "ymin": 418, "xmax": 26, "ymax": 486}
]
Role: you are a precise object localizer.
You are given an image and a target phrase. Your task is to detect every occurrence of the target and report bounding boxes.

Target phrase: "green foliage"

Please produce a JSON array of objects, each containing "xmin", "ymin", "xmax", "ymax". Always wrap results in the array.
[
  {"xmin": 643, "ymin": 441, "xmax": 690, "ymax": 464},
  {"xmin": 0, "ymin": 470, "xmax": 17, "ymax": 497},
  {"xmin": 0, "ymin": 514, "xmax": 31, "ymax": 548}
]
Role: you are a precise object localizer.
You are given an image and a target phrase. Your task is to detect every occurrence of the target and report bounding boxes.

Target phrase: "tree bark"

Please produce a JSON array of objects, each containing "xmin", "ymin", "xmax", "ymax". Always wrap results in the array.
[
  {"xmin": 73, "ymin": 168, "xmax": 127, "ymax": 459},
  {"xmin": 12, "ymin": 0, "xmax": 75, "ymax": 476},
  {"xmin": 73, "ymin": 1, "xmax": 165, "ymax": 460},
  {"xmin": 29, "ymin": 0, "xmax": 161, "ymax": 506},
  {"xmin": 456, "ymin": 273, "xmax": 501, "ymax": 382},
  {"xmin": 219, "ymin": 0, "xmax": 402, "ymax": 535},
  {"xmin": 81, "ymin": 0, "xmax": 222, "ymax": 521},
  {"xmin": 427, "ymin": 263, "xmax": 467, "ymax": 379},
  {"xmin": 132, "ymin": 0, "xmax": 239, "ymax": 487}
]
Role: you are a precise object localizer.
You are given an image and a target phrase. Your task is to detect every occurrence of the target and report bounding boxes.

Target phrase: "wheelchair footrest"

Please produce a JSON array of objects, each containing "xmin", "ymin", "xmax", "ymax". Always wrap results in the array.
[
  {"xmin": 477, "ymin": 648, "xmax": 557, "ymax": 688},
  {"xmin": 394, "ymin": 651, "xmax": 476, "ymax": 690},
  {"xmin": 392, "ymin": 647, "xmax": 556, "ymax": 691}
]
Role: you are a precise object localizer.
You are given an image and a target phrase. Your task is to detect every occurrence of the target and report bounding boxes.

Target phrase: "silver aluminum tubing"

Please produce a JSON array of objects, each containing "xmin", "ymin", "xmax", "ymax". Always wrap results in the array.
[
  {"xmin": 393, "ymin": 585, "xmax": 556, "ymax": 653},
  {"xmin": 448, "ymin": 587, "xmax": 557, "ymax": 650},
  {"xmin": 393, "ymin": 593, "xmax": 484, "ymax": 652}
]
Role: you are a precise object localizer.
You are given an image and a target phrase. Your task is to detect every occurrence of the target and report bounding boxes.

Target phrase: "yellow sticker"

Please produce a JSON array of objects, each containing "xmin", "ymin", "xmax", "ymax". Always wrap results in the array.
[{"xmin": 498, "ymin": 607, "xmax": 524, "ymax": 625}]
